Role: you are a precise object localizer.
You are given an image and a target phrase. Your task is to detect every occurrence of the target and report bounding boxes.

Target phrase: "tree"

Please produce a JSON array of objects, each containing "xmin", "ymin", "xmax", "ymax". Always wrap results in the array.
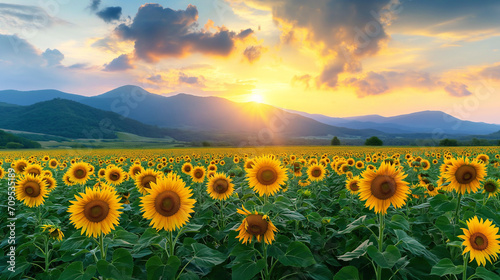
[
  {"xmin": 365, "ymin": 136, "xmax": 383, "ymax": 146},
  {"xmin": 331, "ymin": 136, "xmax": 341, "ymax": 146},
  {"xmin": 439, "ymin": 138, "xmax": 458, "ymax": 146}
]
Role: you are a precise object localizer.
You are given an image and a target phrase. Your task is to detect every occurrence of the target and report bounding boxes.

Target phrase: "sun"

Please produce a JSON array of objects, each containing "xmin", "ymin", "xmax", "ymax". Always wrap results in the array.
[{"xmin": 249, "ymin": 93, "xmax": 264, "ymax": 103}]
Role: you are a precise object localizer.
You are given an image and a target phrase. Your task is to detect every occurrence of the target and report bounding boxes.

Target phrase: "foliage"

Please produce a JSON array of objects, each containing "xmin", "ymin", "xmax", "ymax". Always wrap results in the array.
[{"xmin": 365, "ymin": 136, "xmax": 383, "ymax": 146}]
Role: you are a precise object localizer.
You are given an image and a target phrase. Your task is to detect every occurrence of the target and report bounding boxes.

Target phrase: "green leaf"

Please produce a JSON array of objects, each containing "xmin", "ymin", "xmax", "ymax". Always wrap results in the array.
[
  {"xmin": 388, "ymin": 214, "xmax": 410, "ymax": 231},
  {"xmin": 338, "ymin": 216, "xmax": 366, "ymax": 234},
  {"xmin": 475, "ymin": 267, "xmax": 500, "ymax": 280},
  {"xmin": 430, "ymin": 258, "xmax": 463, "ymax": 276},
  {"xmin": 277, "ymin": 241, "xmax": 316, "ymax": 267},
  {"xmin": 97, "ymin": 248, "xmax": 134, "ymax": 280},
  {"xmin": 280, "ymin": 209, "xmax": 306, "ymax": 221},
  {"xmin": 57, "ymin": 262, "xmax": 96, "ymax": 280},
  {"xmin": 182, "ymin": 223, "xmax": 203, "ymax": 233},
  {"xmin": 435, "ymin": 216, "xmax": 456, "ymax": 239},
  {"xmin": 232, "ymin": 258, "xmax": 266, "ymax": 280},
  {"xmin": 191, "ymin": 243, "xmax": 227, "ymax": 268},
  {"xmin": 338, "ymin": 239, "xmax": 372, "ymax": 261},
  {"xmin": 367, "ymin": 245, "xmax": 401, "ymax": 269},
  {"xmin": 305, "ymin": 264, "xmax": 334, "ymax": 280},
  {"xmin": 394, "ymin": 230, "xmax": 439, "ymax": 264},
  {"xmin": 333, "ymin": 266, "xmax": 360, "ymax": 280}
]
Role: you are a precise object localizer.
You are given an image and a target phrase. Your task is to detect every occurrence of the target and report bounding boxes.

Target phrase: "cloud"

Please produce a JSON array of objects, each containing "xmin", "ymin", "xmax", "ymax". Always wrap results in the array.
[
  {"xmin": 390, "ymin": 0, "xmax": 500, "ymax": 40},
  {"xmin": 243, "ymin": 45, "xmax": 265, "ymax": 63},
  {"xmin": 42, "ymin": 48, "xmax": 64, "ymax": 66},
  {"xmin": 96, "ymin": 6, "xmax": 122, "ymax": 23},
  {"xmin": 0, "ymin": 34, "xmax": 44, "ymax": 65},
  {"xmin": 103, "ymin": 54, "xmax": 134, "ymax": 71},
  {"xmin": 343, "ymin": 70, "xmax": 470, "ymax": 98},
  {"xmin": 113, "ymin": 4, "xmax": 254, "ymax": 62},
  {"xmin": 147, "ymin": 74, "xmax": 164, "ymax": 83},
  {"xmin": 480, "ymin": 64, "xmax": 500, "ymax": 80},
  {"xmin": 89, "ymin": 0, "xmax": 101, "ymax": 12},
  {"xmin": 0, "ymin": 3, "xmax": 67, "ymax": 30},
  {"xmin": 178, "ymin": 72, "xmax": 204, "ymax": 86},
  {"xmin": 444, "ymin": 81, "xmax": 472, "ymax": 97},
  {"xmin": 291, "ymin": 74, "xmax": 312, "ymax": 89}
]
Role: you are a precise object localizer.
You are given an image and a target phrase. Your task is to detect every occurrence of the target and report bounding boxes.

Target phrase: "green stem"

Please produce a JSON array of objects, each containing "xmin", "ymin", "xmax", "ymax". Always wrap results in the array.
[
  {"xmin": 263, "ymin": 242, "xmax": 270, "ymax": 280},
  {"xmin": 376, "ymin": 212, "xmax": 385, "ymax": 280},
  {"xmin": 44, "ymin": 237, "xmax": 50, "ymax": 272},
  {"xmin": 454, "ymin": 193, "xmax": 463, "ymax": 224},
  {"xmin": 462, "ymin": 252, "xmax": 468, "ymax": 280},
  {"xmin": 169, "ymin": 230, "xmax": 175, "ymax": 256},
  {"xmin": 99, "ymin": 234, "xmax": 106, "ymax": 260}
]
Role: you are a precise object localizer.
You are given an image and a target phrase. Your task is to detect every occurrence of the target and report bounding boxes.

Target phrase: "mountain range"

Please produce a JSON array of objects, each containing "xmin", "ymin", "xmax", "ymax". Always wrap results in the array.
[{"xmin": 0, "ymin": 85, "xmax": 499, "ymax": 144}]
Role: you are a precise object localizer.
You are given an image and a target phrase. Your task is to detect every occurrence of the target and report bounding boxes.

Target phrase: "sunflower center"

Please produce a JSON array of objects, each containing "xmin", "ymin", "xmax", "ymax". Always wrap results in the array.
[
  {"xmin": 154, "ymin": 191, "xmax": 181, "ymax": 217},
  {"xmin": 83, "ymin": 200, "xmax": 109, "ymax": 222},
  {"xmin": 311, "ymin": 168, "xmax": 321, "ymax": 177},
  {"xmin": 455, "ymin": 165, "xmax": 476, "ymax": 184},
  {"xmin": 50, "ymin": 161, "xmax": 57, "ymax": 166},
  {"xmin": 24, "ymin": 181, "xmax": 41, "ymax": 197},
  {"xmin": 371, "ymin": 175, "xmax": 397, "ymax": 200},
  {"xmin": 110, "ymin": 172, "xmax": 120, "ymax": 181},
  {"xmin": 350, "ymin": 182, "xmax": 359, "ymax": 191},
  {"xmin": 257, "ymin": 168, "xmax": 278, "ymax": 185},
  {"xmin": 470, "ymin": 232, "xmax": 488, "ymax": 250},
  {"xmin": 194, "ymin": 170, "xmax": 203, "ymax": 179},
  {"xmin": 213, "ymin": 179, "xmax": 229, "ymax": 194},
  {"xmin": 142, "ymin": 175, "xmax": 156, "ymax": 189},
  {"xmin": 427, "ymin": 184, "xmax": 435, "ymax": 192},
  {"xmin": 74, "ymin": 168, "xmax": 86, "ymax": 179},
  {"xmin": 245, "ymin": 214, "xmax": 268, "ymax": 236},
  {"xmin": 133, "ymin": 168, "xmax": 142, "ymax": 175},
  {"xmin": 293, "ymin": 163, "xmax": 301, "ymax": 172},
  {"xmin": 50, "ymin": 229, "xmax": 60, "ymax": 237},
  {"xmin": 184, "ymin": 166, "xmax": 191, "ymax": 172},
  {"xmin": 28, "ymin": 168, "xmax": 40, "ymax": 176},
  {"xmin": 484, "ymin": 182, "xmax": 496, "ymax": 193}
]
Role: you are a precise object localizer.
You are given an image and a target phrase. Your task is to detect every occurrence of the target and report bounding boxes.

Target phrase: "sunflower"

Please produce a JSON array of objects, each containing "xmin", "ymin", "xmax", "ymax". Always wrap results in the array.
[
  {"xmin": 24, "ymin": 164, "xmax": 43, "ymax": 177},
  {"xmin": 207, "ymin": 172, "xmax": 234, "ymax": 200},
  {"xmin": 12, "ymin": 159, "xmax": 28, "ymax": 173},
  {"xmin": 41, "ymin": 224, "xmax": 64, "ymax": 241},
  {"xmin": 345, "ymin": 176, "xmax": 361, "ymax": 194},
  {"xmin": 68, "ymin": 187, "xmax": 122, "ymax": 238},
  {"xmin": 182, "ymin": 162, "xmax": 193, "ymax": 175},
  {"xmin": 105, "ymin": 166, "xmax": 126, "ymax": 186},
  {"xmin": 191, "ymin": 166, "xmax": 206, "ymax": 183},
  {"xmin": 135, "ymin": 168, "xmax": 161, "ymax": 195},
  {"xmin": 98, "ymin": 168, "xmax": 106, "ymax": 178},
  {"xmin": 476, "ymin": 154, "xmax": 490, "ymax": 164},
  {"xmin": 444, "ymin": 157, "xmax": 486, "ymax": 195},
  {"xmin": 63, "ymin": 173, "xmax": 76, "ymax": 186},
  {"xmin": 307, "ymin": 163, "xmax": 326, "ymax": 181},
  {"xmin": 421, "ymin": 159, "xmax": 431, "ymax": 170},
  {"xmin": 244, "ymin": 159, "xmax": 255, "ymax": 170},
  {"xmin": 235, "ymin": 205, "xmax": 278, "ymax": 245},
  {"xmin": 298, "ymin": 179, "xmax": 310, "ymax": 187},
  {"xmin": 42, "ymin": 176, "xmax": 57, "ymax": 191},
  {"xmin": 208, "ymin": 164, "xmax": 217, "ymax": 172},
  {"xmin": 482, "ymin": 179, "xmax": 500, "ymax": 198},
  {"xmin": 358, "ymin": 161, "xmax": 410, "ymax": 215},
  {"xmin": 16, "ymin": 174, "xmax": 48, "ymax": 207},
  {"xmin": 140, "ymin": 175, "xmax": 196, "ymax": 231},
  {"xmin": 423, "ymin": 183, "xmax": 439, "ymax": 196},
  {"xmin": 355, "ymin": 161, "xmax": 365, "ymax": 169},
  {"xmin": 459, "ymin": 216, "xmax": 500, "ymax": 266},
  {"xmin": 129, "ymin": 164, "xmax": 145, "ymax": 180},
  {"xmin": 246, "ymin": 156, "xmax": 288, "ymax": 197},
  {"xmin": 67, "ymin": 162, "xmax": 92, "ymax": 185},
  {"xmin": 0, "ymin": 167, "xmax": 4, "ymax": 179}
]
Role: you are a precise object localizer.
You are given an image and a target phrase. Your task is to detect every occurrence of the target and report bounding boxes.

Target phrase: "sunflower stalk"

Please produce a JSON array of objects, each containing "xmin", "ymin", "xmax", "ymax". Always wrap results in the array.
[
  {"xmin": 99, "ymin": 234, "xmax": 106, "ymax": 260},
  {"xmin": 44, "ymin": 236, "xmax": 50, "ymax": 272},
  {"xmin": 376, "ymin": 212, "xmax": 385, "ymax": 280},
  {"xmin": 462, "ymin": 251, "xmax": 468, "ymax": 280},
  {"xmin": 454, "ymin": 193, "xmax": 463, "ymax": 225}
]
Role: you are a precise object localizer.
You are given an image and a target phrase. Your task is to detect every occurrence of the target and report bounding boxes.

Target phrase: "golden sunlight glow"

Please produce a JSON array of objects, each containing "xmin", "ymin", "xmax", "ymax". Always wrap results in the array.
[{"xmin": 249, "ymin": 93, "xmax": 265, "ymax": 103}]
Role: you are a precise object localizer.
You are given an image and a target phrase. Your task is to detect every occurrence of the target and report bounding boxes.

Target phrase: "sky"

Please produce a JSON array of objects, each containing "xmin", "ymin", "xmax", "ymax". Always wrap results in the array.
[{"xmin": 1, "ymin": 0, "xmax": 500, "ymax": 123}]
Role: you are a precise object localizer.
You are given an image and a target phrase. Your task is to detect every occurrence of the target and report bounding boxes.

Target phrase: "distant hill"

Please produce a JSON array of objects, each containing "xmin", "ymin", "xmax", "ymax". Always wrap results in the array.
[
  {"xmin": 0, "ymin": 129, "xmax": 41, "ymax": 149},
  {"xmin": 0, "ymin": 98, "xmax": 182, "ymax": 139},
  {"xmin": 0, "ymin": 89, "xmax": 86, "ymax": 105},
  {"xmin": 289, "ymin": 110, "xmax": 500, "ymax": 135}
]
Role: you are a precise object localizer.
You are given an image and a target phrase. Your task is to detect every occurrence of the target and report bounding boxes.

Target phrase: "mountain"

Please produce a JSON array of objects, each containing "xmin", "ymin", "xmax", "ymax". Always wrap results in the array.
[
  {"xmin": 289, "ymin": 110, "xmax": 500, "ymax": 135},
  {"xmin": 0, "ymin": 89, "xmax": 86, "ymax": 105},
  {"xmin": 76, "ymin": 86, "xmax": 381, "ymax": 138},
  {"xmin": 0, "ymin": 98, "xmax": 184, "ymax": 139}
]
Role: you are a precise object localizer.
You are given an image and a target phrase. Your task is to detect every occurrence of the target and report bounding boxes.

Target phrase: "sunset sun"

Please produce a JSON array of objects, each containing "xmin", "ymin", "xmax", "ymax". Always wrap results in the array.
[{"xmin": 249, "ymin": 93, "xmax": 264, "ymax": 103}]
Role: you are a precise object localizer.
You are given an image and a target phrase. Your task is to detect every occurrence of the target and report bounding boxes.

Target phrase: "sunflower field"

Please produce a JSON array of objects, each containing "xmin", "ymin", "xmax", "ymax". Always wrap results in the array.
[{"xmin": 1, "ymin": 146, "xmax": 500, "ymax": 280}]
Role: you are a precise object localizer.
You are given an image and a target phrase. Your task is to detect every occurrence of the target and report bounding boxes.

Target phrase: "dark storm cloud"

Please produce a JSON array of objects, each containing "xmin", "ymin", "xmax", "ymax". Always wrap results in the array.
[
  {"xmin": 103, "ymin": 54, "xmax": 134, "ymax": 71},
  {"xmin": 114, "ymin": 4, "xmax": 253, "ymax": 62},
  {"xmin": 96, "ymin": 6, "xmax": 122, "ymax": 23}
]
